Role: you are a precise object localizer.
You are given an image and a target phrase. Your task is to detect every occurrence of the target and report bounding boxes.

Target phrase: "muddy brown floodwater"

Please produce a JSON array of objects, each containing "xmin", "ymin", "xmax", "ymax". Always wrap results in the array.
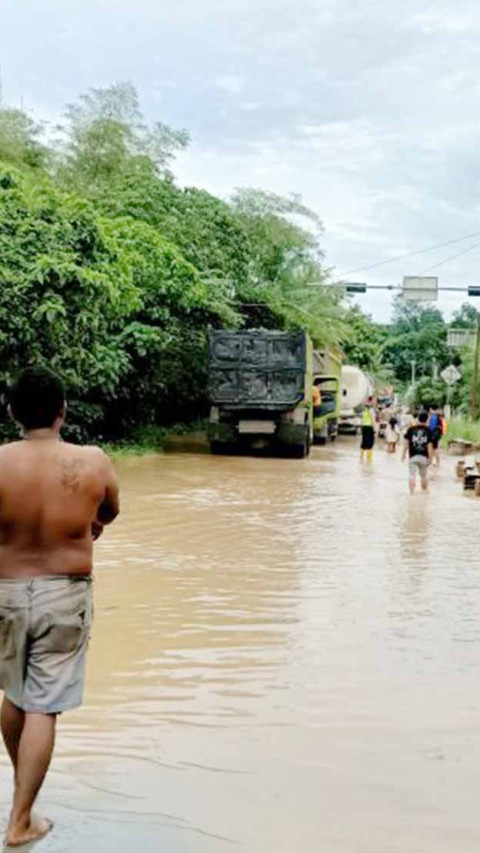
[{"xmin": 2, "ymin": 441, "xmax": 480, "ymax": 851}]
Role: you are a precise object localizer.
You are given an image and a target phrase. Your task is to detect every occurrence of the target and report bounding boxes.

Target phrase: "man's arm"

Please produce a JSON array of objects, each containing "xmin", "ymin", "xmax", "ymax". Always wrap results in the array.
[
  {"xmin": 97, "ymin": 454, "xmax": 120, "ymax": 525},
  {"xmin": 401, "ymin": 429, "xmax": 409, "ymax": 461},
  {"xmin": 90, "ymin": 449, "xmax": 120, "ymax": 540}
]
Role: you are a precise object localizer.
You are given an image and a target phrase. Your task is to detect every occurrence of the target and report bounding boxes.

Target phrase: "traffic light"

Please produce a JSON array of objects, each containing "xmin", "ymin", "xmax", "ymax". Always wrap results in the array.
[{"xmin": 345, "ymin": 282, "xmax": 367, "ymax": 293}]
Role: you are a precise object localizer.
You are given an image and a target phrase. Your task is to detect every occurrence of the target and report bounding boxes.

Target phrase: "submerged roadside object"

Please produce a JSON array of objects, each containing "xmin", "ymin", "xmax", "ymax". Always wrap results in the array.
[{"xmin": 448, "ymin": 438, "xmax": 476, "ymax": 456}]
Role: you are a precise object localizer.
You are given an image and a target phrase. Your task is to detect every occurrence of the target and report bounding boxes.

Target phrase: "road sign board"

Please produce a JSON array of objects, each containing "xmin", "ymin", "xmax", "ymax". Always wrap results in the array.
[
  {"xmin": 441, "ymin": 364, "xmax": 461, "ymax": 385},
  {"xmin": 447, "ymin": 328, "xmax": 476, "ymax": 349},
  {"xmin": 402, "ymin": 276, "xmax": 438, "ymax": 302}
]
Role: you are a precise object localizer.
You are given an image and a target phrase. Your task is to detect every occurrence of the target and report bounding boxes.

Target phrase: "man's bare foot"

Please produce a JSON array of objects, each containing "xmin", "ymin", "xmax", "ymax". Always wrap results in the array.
[{"xmin": 5, "ymin": 815, "xmax": 53, "ymax": 847}]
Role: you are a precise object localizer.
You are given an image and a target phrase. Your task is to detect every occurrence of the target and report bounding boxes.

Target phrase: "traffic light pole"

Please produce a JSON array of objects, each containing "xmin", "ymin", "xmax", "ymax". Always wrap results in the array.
[
  {"xmin": 471, "ymin": 313, "xmax": 480, "ymax": 420},
  {"xmin": 330, "ymin": 283, "xmax": 480, "ymax": 295}
]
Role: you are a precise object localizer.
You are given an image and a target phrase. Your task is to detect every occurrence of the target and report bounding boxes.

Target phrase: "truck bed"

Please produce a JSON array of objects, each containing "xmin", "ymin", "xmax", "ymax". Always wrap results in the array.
[{"xmin": 208, "ymin": 330, "xmax": 307, "ymax": 409}]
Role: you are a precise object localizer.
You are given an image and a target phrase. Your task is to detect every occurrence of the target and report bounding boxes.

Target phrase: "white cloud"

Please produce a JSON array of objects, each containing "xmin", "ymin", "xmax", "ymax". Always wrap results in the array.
[
  {"xmin": 3, "ymin": 0, "xmax": 480, "ymax": 319},
  {"xmin": 215, "ymin": 75, "xmax": 245, "ymax": 96}
]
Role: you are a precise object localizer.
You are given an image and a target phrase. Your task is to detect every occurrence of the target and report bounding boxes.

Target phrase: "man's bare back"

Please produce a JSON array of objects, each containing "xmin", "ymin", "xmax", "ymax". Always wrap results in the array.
[
  {"xmin": 0, "ymin": 366, "xmax": 120, "ymax": 847},
  {"xmin": 0, "ymin": 437, "xmax": 119, "ymax": 578}
]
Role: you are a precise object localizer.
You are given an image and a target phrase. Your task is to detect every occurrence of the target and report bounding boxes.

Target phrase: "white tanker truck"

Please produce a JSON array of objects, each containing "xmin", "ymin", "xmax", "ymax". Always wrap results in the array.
[{"xmin": 339, "ymin": 365, "xmax": 374, "ymax": 434}]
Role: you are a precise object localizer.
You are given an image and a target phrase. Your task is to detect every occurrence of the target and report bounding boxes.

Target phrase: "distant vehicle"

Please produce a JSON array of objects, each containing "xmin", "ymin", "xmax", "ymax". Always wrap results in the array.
[
  {"xmin": 312, "ymin": 349, "xmax": 342, "ymax": 444},
  {"xmin": 339, "ymin": 365, "xmax": 373, "ymax": 434},
  {"xmin": 207, "ymin": 329, "xmax": 313, "ymax": 458},
  {"xmin": 377, "ymin": 394, "xmax": 395, "ymax": 410}
]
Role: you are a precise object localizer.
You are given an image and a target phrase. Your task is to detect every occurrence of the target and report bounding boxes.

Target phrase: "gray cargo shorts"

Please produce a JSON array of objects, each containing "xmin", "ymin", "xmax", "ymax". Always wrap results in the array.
[
  {"xmin": 0, "ymin": 575, "xmax": 93, "ymax": 714},
  {"xmin": 409, "ymin": 455, "xmax": 429, "ymax": 478}
]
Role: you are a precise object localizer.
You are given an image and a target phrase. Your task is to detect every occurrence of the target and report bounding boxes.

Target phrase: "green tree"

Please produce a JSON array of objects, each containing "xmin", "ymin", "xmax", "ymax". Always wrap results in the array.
[
  {"xmin": 230, "ymin": 188, "xmax": 347, "ymax": 347},
  {"xmin": 0, "ymin": 165, "xmax": 140, "ymax": 438},
  {"xmin": 231, "ymin": 188, "xmax": 323, "ymax": 283},
  {"xmin": 99, "ymin": 216, "xmax": 239, "ymax": 433},
  {"xmin": 450, "ymin": 303, "xmax": 479, "ymax": 329},
  {"xmin": 56, "ymin": 82, "xmax": 189, "ymax": 192},
  {"xmin": 383, "ymin": 300, "xmax": 451, "ymax": 383},
  {"xmin": 342, "ymin": 306, "xmax": 386, "ymax": 370},
  {"xmin": 408, "ymin": 377, "xmax": 448, "ymax": 410},
  {"xmin": 0, "ymin": 164, "xmax": 233, "ymax": 439},
  {"xmin": 0, "ymin": 108, "xmax": 47, "ymax": 169}
]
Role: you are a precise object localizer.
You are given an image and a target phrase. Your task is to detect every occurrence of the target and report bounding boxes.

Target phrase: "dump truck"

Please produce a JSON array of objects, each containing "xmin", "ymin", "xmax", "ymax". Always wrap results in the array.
[
  {"xmin": 207, "ymin": 329, "xmax": 313, "ymax": 457},
  {"xmin": 312, "ymin": 349, "xmax": 342, "ymax": 444},
  {"xmin": 339, "ymin": 365, "xmax": 373, "ymax": 434}
]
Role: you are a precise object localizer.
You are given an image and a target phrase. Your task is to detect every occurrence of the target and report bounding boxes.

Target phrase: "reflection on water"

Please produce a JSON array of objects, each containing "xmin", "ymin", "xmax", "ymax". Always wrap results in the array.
[{"xmin": 2, "ymin": 444, "xmax": 480, "ymax": 851}]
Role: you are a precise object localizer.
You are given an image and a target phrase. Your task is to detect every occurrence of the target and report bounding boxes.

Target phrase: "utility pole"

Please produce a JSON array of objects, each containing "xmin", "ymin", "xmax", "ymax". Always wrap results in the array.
[
  {"xmin": 471, "ymin": 312, "xmax": 480, "ymax": 419},
  {"xmin": 410, "ymin": 360, "xmax": 416, "ymax": 385}
]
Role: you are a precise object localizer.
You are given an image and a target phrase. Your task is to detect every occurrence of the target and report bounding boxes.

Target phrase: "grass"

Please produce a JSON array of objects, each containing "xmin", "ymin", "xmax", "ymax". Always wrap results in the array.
[
  {"xmin": 101, "ymin": 421, "xmax": 206, "ymax": 459},
  {"xmin": 442, "ymin": 416, "xmax": 480, "ymax": 446}
]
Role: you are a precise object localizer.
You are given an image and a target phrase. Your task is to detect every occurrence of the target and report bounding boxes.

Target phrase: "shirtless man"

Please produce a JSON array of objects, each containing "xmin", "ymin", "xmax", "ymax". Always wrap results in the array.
[{"xmin": 0, "ymin": 367, "xmax": 119, "ymax": 846}]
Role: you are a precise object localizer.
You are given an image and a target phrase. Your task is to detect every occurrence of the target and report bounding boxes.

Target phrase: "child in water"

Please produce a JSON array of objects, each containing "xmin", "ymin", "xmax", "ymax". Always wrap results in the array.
[{"xmin": 386, "ymin": 416, "xmax": 400, "ymax": 453}]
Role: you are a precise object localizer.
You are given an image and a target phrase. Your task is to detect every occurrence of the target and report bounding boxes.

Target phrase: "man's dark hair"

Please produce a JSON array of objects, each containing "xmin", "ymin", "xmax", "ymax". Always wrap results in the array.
[
  {"xmin": 418, "ymin": 410, "xmax": 429, "ymax": 424},
  {"xmin": 9, "ymin": 367, "xmax": 65, "ymax": 430}
]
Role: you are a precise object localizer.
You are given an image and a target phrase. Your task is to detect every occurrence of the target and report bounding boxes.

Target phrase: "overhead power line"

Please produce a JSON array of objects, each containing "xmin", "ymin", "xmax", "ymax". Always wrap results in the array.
[
  {"xmin": 417, "ymin": 239, "xmax": 480, "ymax": 275},
  {"xmin": 338, "ymin": 229, "xmax": 480, "ymax": 276}
]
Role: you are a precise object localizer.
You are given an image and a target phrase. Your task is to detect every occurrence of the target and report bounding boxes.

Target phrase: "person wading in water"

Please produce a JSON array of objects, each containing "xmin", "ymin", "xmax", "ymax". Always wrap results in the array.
[
  {"xmin": 360, "ymin": 397, "xmax": 376, "ymax": 463},
  {"xmin": 0, "ymin": 367, "xmax": 119, "ymax": 846},
  {"xmin": 402, "ymin": 410, "xmax": 434, "ymax": 494}
]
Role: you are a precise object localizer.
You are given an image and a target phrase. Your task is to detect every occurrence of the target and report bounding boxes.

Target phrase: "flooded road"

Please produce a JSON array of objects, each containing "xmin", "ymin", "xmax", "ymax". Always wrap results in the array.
[{"xmin": 2, "ymin": 442, "xmax": 480, "ymax": 851}]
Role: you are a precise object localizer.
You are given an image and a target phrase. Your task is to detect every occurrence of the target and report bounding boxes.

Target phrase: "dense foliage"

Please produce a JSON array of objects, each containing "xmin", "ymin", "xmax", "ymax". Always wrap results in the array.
[
  {"xmin": 0, "ymin": 84, "xmax": 351, "ymax": 440},
  {"xmin": 0, "ymin": 82, "xmax": 478, "ymax": 441}
]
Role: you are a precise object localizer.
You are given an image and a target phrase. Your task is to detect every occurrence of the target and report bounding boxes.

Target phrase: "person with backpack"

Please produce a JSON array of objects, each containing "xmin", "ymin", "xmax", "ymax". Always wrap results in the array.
[{"xmin": 428, "ymin": 405, "xmax": 444, "ymax": 467}]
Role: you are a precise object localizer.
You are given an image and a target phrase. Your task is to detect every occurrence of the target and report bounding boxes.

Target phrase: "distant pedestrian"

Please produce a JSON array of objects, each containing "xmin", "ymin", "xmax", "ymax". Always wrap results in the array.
[
  {"xmin": 428, "ymin": 405, "xmax": 444, "ymax": 467},
  {"xmin": 402, "ymin": 410, "xmax": 433, "ymax": 494},
  {"xmin": 400, "ymin": 408, "xmax": 414, "ymax": 432},
  {"xmin": 386, "ymin": 416, "xmax": 400, "ymax": 453},
  {"xmin": 360, "ymin": 397, "xmax": 376, "ymax": 463}
]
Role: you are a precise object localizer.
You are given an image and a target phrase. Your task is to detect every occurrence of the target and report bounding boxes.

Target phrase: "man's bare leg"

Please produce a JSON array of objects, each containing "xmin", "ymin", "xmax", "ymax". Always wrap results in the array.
[
  {"xmin": 6, "ymin": 712, "xmax": 55, "ymax": 847},
  {"xmin": 1, "ymin": 697, "xmax": 25, "ymax": 777}
]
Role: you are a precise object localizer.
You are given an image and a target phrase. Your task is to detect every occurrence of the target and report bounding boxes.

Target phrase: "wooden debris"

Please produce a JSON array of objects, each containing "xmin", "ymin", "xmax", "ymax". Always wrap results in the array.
[
  {"xmin": 463, "ymin": 468, "xmax": 480, "ymax": 490},
  {"xmin": 448, "ymin": 439, "xmax": 475, "ymax": 456}
]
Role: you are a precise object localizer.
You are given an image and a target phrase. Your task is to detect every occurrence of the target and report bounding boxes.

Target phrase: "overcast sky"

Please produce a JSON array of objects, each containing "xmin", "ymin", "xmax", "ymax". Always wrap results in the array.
[{"xmin": 2, "ymin": 0, "xmax": 480, "ymax": 321}]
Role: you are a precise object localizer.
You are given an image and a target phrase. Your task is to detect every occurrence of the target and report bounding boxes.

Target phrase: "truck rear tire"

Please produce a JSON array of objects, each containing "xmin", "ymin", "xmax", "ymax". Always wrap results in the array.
[
  {"xmin": 210, "ymin": 441, "xmax": 231, "ymax": 455},
  {"xmin": 290, "ymin": 443, "xmax": 306, "ymax": 458},
  {"xmin": 290, "ymin": 428, "xmax": 310, "ymax": 458}
]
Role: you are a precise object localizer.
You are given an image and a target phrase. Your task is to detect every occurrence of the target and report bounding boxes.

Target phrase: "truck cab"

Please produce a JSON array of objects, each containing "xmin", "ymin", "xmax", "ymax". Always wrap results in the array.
[{"xmin": 312, "ymin": 349, "xmax": 342, "ymax": 444}]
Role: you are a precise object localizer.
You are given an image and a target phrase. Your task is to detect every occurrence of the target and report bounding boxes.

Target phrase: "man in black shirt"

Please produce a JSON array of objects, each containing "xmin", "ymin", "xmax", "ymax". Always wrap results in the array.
[{"xmin": 402, "ymin": 411, "xmax": 433, "ymax": 494}]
